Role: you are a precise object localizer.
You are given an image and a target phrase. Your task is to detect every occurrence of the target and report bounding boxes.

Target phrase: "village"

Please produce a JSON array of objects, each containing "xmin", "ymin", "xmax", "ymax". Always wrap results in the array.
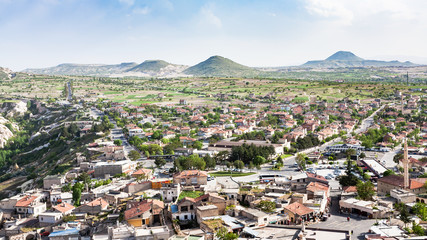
[{"xmin": 0, "ymin": 87, "xmax": 425, "ymax": 240}]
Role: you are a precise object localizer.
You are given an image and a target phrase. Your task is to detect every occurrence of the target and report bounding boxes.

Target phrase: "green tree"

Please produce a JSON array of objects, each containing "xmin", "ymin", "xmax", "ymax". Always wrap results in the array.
[
  {"xmin": 338, "ymin": 160, "xmax": 359, "ymax": 187},
  {"xmin": 114, "ymin": 139, "xmax": 122, "ymax": 146},
  {"xmin": 154, "ymin": 157, "xmax": 167, "ymax": 169},
  {"xmin": 256, "ymin": 200, "xmax": 276, "ymax": 213},
  {"xmin": 193, "ymin": 141, "xmax": 203, "ymax": 150},
  {"xmin": 248, "ymin": 161, "xmax": 255, "ymax": 171},
  {"xmin": 345, "ymin": 148, "xmax": 356, "ymax": 160},
  {"xmin": 204, "ymin": 155, "xmax": 216, "ymax": 169},
  {"xmin": 77, "ymin": 172, "xmax": 91, "ymax": 186},
  {"xmin": 72, "ymin": 183, "xmax": 83, "ymax": 206},
  {"xmin": 216, "ymin": 227, "xmax": 238, "ymax": 240},
  {"xmin": 234, "ymin": 160, "xmax": 244, "ymax": 171},
  {"xmin": 128, "ymin": 150, "xmax": 141, "ymax": 161},
  {"xmin": 412, "ymin": 223, "xmax": 426, "ymax": 236},
  {"xmin": 253, "ymin": 155, "xmax": 266, "ymax": 166},
  {"xmin": 295, "ymin": 153, "xmax": 306, "ymax": 170},
  {"xmin": 383, "ymin": 169, "xmax": 395, "ymax": 177},
  {"xmin": 394, "ymin": 153, "xmax": 404, "ymax": 164},
  {"xmin": 356, "ymin": 180, "xmax": 375, "ymax": 201}
]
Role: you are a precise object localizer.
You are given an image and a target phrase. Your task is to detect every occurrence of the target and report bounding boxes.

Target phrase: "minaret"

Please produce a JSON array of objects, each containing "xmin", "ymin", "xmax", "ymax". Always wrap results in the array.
[{"xmin": 403, "ymin": 138, "xmax": 409, "ymax": 189}]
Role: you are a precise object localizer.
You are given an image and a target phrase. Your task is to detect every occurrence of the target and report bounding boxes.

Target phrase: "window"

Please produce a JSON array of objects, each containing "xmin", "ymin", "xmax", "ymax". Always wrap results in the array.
[
  {"xmin": 176, "ymin": 216, "xmax": 179, "ymax": 220},
  {"xmin": 181, "ymin": 206, "xmax": 188, "ymax": 212},
  {"xmin": 184, "ymin": 215, "xmax": 188, "ymax": 220},
  {"xmin": 190, "ymin": 205, "xmax": 193, "ymax": 210}
]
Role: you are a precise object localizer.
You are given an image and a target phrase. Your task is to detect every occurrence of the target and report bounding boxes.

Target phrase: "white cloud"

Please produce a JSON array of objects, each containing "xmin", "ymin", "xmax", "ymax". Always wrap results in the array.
[
  {"xmin": 132, "ymin": 6, "xmax": 150, "ymax": 15},
  {"xmin": 199, "ymin": 4, "xmax": 222, "ymax": 28},
  {"xmin": 304, "ymin": 0, "xmax": 422, "ymax": 25}
]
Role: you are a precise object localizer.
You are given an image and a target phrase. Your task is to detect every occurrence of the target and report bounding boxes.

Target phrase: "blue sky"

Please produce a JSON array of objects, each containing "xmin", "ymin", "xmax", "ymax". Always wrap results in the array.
[{"xmin": 1, "ymin": 0, "xmax": 427, "ymax": 70}]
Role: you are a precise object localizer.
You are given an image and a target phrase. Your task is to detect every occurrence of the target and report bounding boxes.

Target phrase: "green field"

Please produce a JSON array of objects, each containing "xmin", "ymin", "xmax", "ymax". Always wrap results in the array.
[{"xmin": 178, "ymin": 190, "xmax": 204, "ymax": 200}]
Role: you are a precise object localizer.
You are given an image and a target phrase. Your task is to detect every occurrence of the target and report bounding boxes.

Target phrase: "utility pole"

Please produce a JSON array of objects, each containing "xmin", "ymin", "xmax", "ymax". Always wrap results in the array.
[{"xmin": 403, "ymin": 138, "xmax": 409, "ymax": 189}]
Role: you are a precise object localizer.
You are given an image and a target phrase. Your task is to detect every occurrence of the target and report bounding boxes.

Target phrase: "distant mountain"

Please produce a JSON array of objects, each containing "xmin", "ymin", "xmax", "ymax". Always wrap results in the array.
[
  {"xmin": 302, "ymin": 51, "xmax": 416, "ymax": 68},
  {"xmin": 127, "ymin": 60, "xmax": 171, "ymax": 72},
  {"xmin": 23, "ymin": 62, "xmax": 138, "ymax": 76},
  {"xmin": 325, "ymin": 51, "xmax": 364, "ymax": 61},
  {"xmin": 183, "ymin": 56, "xmax": 258, "ymax": 77}
]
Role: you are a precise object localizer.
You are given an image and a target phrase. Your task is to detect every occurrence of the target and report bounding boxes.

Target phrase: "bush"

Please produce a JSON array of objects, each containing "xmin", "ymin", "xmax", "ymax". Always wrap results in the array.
[
  {"xmin": 307, "ymin": 161, "xmax": 313, "ymax": 165},
  {"xmin": 329, "ymin": 161, "xmax": 334, "ymax": 165}
]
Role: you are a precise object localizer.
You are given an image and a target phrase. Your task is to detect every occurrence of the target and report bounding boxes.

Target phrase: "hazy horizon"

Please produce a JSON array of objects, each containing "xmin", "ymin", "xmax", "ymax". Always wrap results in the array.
[{"xmin": 1, "ymin": 0, "xmax": 427, "ymax": 71}]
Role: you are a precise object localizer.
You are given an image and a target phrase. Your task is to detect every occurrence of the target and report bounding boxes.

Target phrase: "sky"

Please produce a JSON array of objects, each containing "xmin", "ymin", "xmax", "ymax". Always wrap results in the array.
[{"xmin": 1, "ymin": 0, "xmax": 427, "ymax": 71}]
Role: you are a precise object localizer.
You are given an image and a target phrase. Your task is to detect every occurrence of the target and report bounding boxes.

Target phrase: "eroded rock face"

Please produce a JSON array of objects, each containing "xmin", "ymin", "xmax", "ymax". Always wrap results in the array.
[
  {"xmin": 0, "ymin": 100, "xmax": 28, "ymax": 118},
  {"xmin": 6, "ymin": 101, "xmax": 27, "ymax": 118},
  {"xmin": 0, "ymin": 117, "xmax": 15, "ymax": 148}
]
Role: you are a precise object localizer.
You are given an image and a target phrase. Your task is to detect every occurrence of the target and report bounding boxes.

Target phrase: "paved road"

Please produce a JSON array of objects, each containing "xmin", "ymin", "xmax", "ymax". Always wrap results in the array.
[
  {"xmin": 67, "ymin": 81, "xmax": 73, "ymax": 101},
  {"xmin": 89, "ymin": 107, "xmax": 104, "ymax": 120},
  {"xmin": 354, "ymin": 105, "xmax": 384, "ymax": 135},
  {"xmin": 380, "ymin": 146, "xmax": 400, "ymax": 169},
  {"xmin": 109, "ymin": 120, "xmax": 135, "ymax": 156}
]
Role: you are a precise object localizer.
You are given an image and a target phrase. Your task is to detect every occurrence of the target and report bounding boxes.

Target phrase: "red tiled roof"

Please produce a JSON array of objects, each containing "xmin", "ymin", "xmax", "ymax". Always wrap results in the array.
[
  {"xmin": 342, "ymin": 186, "xmax": 357, "ymax": 193},
  {"xmin": 306, "ymin": 172, "xmax": 328, "ymax": 183},
  {"xmin": 85, "ymin": 198, "xmax": 108, "ymax": 209},
  {"xmin": 124, "ymin": 201, "xmax": 151, "ymax": 220},
  {"xmin": 15, "ymin": 195, "xmax": 38, "ymax": 207},
  {"xmin": 174, "ymin": 170, "xmax": 208, "ymax": 178},
  {"xmin": 53, "ymin": 202, "xmax": 75, "ymax": 213},
  {"xmin": 284, "ymin": 202, "xmax": 314, "ymax": 216},
  {"xmin": 378, "ymin": 175, "xmax": 427, "ymax": 190},
  {"xmin": 132, "ymin": 168, "xmax": 152, "ymax": 177},
  {"xmin": 306, "ymin": 182, "xmax": 329, "ymax": 194}
]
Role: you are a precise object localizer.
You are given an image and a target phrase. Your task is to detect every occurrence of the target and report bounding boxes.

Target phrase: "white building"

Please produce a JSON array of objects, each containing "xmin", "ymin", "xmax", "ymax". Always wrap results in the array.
[{"xmin": 38, "ymin": 212, "xmax": 63, "ymax": 226}]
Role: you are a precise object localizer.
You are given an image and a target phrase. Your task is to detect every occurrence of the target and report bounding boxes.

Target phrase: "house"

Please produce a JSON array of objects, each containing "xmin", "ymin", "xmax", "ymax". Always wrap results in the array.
[
  {"xmin": 43, "ymin": 175, "xmax": 65, "ymax": 189},
  {"xmin": 179, "ymin": 136, "xmax": 196, "ymax": 145},
  {"xmin": 173, "ymin": 170, "xmax": 208, "ymax": 186},
  {"xmin": 49, "ymin": 228, "xmax": 81, "ymax": 240},
  {"xmin": 179, "ymin": 99, "xmax": 188, "ymax": 105},
  {"xmin": 53, "ymin": 202, "xmax": 75, "ymax": 215},
  {"xmin": 196, "ymin": 205, "xmax": 219, "ymax": 224},
  {"xmin": 15, "ymin": 195, "xmax": 46, "ymax": 217},
  {"xmin": 171, "ymin": 195, "xmax": 208, "ymax": 222},
  {"xmin": 240, "ymin": 208, "xmax": 269, "ymax": 227},
  {"xmin": 50, "ymin": 191, "xmax": 73, "ymax": 205},
  {"xmin": 75, "ymin": 197, "xmax": 108, "ymax": 215},
  {"xmin": 94, "ymin": 159, "xmax": 136, "ymax": 178},
  {"xmin": 132, "ymin": 168, "xmax": 153, "ymax": 180},
  {"xmin": 377, "ymin": 175, "xmax": 427, "ymax": 196},
  {"xmin": 339, "ymin": 198, "xmax": 393, "ymax": 219},
  {"xmin": 161, "ymin": 183, "xmax": 181, "ymax": 203},
  {"xmin": 106, "ymin": 224, "xmax": 170, "ymax": 240},
  {"xmin": 306, "ymin": 182, "xmax": 330, "ymax": 199},
  {"xmin": 129, "ymin": 127, "xmax": 145, "ymax": 138},
  {"xmin": 124, "ymin": 200, "xmax": 152, "ymax": 227},
  {"xmin": 283, "ymin": 202, "xmax": 314, "ymax": 224},
  {"xmin": 38, "ymin": 212, "xmax": 63, "ymax": 226},
  {"xmin": 180, "ymin": 127, "xmax": 191, "ymax": 135}
]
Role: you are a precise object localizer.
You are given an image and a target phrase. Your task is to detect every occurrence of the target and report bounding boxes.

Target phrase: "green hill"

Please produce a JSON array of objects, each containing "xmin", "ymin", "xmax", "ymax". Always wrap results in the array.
[
  {"xmin": 127, "ymin": 60, "xmax": 171, "ymax": 72},
  {"xmin": 183, "ymin": 56, "xmax": 258, "ymax": 77},
  {"xmin": 326, "ymin": 51, "xmax": 364, "ymax": 61},
  {"xmin": 23, "ymin": 62, "xmax": 138, "ymax": 76}
]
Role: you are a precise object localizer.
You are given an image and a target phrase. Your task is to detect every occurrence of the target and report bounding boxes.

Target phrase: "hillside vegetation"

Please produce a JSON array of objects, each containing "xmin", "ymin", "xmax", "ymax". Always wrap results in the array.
[{"xmin": 184, "ymin": 55, "xmax": 259, "ymax": 77}]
